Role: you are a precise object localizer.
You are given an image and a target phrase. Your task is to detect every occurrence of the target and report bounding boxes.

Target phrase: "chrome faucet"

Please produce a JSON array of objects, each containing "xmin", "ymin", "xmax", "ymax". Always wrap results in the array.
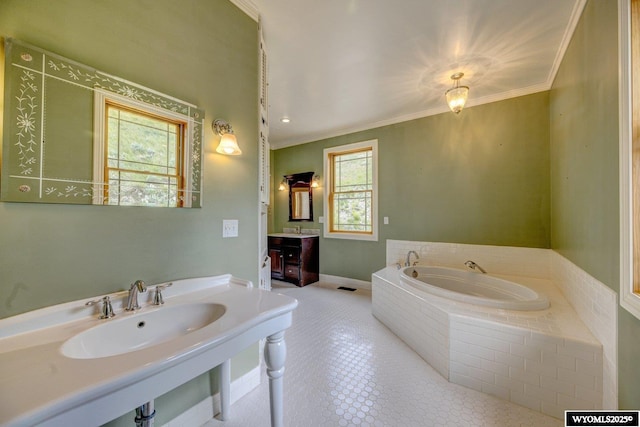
[
  {"xmin": 464, "ymin": 260, "xmax": 487, "ymax": 274},
  {"xmin": 126, "ymin": 280, "xmax": 147, "ymax": 311},
  {"xmin": 405, "ymin": 250, "xmax": 419, "ymax": 266},
  {"xmin": 152, "ymin": 282, "xmax": 173, "ymax": 305},
  {"xmin": 86, "ymin": 296, "xmax": 115, "ymax": 319}
]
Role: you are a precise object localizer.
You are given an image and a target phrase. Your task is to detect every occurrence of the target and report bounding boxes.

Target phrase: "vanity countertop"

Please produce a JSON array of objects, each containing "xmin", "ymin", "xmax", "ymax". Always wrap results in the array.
[
  {"xmin": 0, "ymin": 275, "xmax": 298, "ymax": 427},
  {"xmin": 268, "ymin": 233, "xmax": 318, "ymax": 239}
]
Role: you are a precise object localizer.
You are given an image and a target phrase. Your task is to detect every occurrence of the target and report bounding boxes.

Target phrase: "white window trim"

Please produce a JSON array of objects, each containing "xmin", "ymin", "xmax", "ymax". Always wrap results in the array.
[
  {"xmin": 323, "ymin": 139, "xmax": 378, "ymax": 241},
  {"xmin": 92, "ymin": 88, "xmax": 194, "ymax": 207},
  {"xmin": 619, "ymin": 0, "xmax": 640, "ymax": 319}
]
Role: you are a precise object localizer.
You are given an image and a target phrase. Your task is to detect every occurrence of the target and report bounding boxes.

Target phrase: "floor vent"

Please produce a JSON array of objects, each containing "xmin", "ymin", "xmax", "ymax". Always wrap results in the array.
[{"xmin": 337, "ymin": 286, "xmax": 357, "ymax": 292}]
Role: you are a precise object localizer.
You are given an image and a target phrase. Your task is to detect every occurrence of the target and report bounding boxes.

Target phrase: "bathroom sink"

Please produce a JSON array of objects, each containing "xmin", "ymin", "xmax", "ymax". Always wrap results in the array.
[
  {"xmin": 60, "ymin": 302, "xmax": 226, "ymax": 359},
  {"xmin": 1, "ymin": 274, "xmax": 298, "ymax": 427}
]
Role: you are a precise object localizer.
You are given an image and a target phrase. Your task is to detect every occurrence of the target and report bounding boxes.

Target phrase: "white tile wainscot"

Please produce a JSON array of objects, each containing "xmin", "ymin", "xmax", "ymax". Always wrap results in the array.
[
  {"xmin": 551, "ymin": 252, "xmax": 617, "ymax": 409},
  {"xmin": 374, "ymin": 240, "xmax": 615, "ymax": 418}
]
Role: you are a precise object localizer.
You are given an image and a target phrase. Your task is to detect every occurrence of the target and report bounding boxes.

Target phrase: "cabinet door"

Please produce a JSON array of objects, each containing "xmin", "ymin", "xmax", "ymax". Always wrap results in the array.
[
  {"xmin": 259, "ymin": 131, "xmax": 269, "ymax": 204},
  {"xmin": 269, "ymin": 248, "xmax": 284, "ymax": 279},
  {"xmin": 258, "ymin": 25, "xmax": 270, "ymax": 205}
]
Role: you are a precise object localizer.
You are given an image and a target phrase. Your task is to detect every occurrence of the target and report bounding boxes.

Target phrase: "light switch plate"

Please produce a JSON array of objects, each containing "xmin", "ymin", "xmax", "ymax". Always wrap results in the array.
[
  {"xmin": 384, "ymin": 216, "xmax": 389, "ymax": 225},
  {"xmin": 223, "ymin": 219, "xmax": 238, "ymax": 238}
]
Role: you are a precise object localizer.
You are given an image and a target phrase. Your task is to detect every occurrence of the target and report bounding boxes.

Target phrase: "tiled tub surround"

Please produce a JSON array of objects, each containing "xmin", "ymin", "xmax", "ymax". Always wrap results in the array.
[
  {"xmin": 372, "ymin": 267, "xmax": 602, "ymax": 418},
  {"xmin": 373, "ymin": 240, "xmax": 617, "ymax": 418},
  {"xmin": 551, "ymin": 254, "xmax": 617, "ymax": 410}
]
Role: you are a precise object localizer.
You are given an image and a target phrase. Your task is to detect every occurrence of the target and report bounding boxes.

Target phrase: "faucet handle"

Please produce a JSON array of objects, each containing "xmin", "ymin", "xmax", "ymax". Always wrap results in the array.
[
  {"xmin": 152, "ymin": 282, "xmax": 173, "ymax": 305},
  {"xmin": 86, "ymin": 296, "xmax": 115, "ymax": 319}
]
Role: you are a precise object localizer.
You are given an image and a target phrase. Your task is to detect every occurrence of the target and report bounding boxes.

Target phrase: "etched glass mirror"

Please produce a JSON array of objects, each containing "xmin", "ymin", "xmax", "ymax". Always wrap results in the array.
[{"xmin": 1, "ymin": 38, "xmax": 203, "ymax": 207}]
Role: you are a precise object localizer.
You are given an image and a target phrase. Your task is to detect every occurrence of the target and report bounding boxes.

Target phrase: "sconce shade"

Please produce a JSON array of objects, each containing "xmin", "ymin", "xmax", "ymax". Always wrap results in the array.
[
  {"xmin": 445, "ymin": 72, "xmax": 469, "ymax": 114},
  {"xmin": 216, "ymin": 133, "xmax": 242, "ymax": 155},
  {"xmin": 278, "ymin": 179, "xmax": 287, "ymax": 191},
  {"xmin": 213, "ymin": 119, "xmax": 242, "ymax": 155}
]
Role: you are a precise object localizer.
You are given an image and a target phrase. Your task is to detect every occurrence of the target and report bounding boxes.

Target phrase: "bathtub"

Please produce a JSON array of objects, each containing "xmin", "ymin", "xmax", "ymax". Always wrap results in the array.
[
  {"xmin": 372, "ymin": 265, "xmax": 603, "ymax": 418},
  {"xmin": 400, "ymin": 266, "xmax": 549, "ymax": 310}
]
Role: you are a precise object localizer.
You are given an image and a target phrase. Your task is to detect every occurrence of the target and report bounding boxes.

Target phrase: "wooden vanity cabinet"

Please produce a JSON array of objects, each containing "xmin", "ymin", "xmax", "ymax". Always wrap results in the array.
[{"xmin": 268, "ymin": 235, "xmax": 319, "ymax": 286}]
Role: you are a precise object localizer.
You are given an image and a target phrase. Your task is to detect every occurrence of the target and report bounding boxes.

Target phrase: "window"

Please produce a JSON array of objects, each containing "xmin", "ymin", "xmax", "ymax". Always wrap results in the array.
[
  {"xmin": 93, "ymin": 89, "xmax": 193, "ymax": 207},
  {"xmin": 620, "ymin": 0, "xmax": 640, "ymax": 319},
  {"xmin": 324, "ymin": 140, "xmax": 378, "ymax": 241}
]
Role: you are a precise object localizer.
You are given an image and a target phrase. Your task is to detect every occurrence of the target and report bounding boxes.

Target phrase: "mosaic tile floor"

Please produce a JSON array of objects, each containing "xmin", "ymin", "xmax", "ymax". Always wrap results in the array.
[{"xmin": 206, "ymin": 282, "xmax": 562, "ymax": 427}]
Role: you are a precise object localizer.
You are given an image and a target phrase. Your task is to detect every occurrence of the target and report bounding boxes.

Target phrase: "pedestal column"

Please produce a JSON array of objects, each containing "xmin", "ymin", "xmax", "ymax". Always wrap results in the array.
[{"xmin": 264, "ymin": 331, "xmax": 286, "ymax": 427}]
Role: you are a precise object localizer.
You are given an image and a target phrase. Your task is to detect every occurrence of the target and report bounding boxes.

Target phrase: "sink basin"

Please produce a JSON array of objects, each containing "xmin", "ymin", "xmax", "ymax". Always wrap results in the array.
[{"xmin": 60, "ymin": 303, "xmax": 226, "ymax": 359}]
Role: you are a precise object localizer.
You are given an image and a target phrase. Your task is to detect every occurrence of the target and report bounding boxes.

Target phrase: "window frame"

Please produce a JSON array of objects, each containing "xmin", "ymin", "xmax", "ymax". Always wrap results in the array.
[
  {"xmin": 620, "ymin": 0, "xmax": 640, "ymax": 319},
  {"xmin": 323, "ymin": 139, "xmax": 378, "ymax": 241},
  {"xmin": 92, "ymin": 88, "xmax": 194, "ymax": 207}
]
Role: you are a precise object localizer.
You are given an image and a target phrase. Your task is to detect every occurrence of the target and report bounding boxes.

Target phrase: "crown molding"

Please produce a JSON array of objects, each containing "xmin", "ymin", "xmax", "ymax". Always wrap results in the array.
[
  {"xmin": 546, "ymin": 0, "xmax": 587, "ymax": 86},
  {"xmin": 270, "ymin": 83, "xmax": 551, "ymax": 150},
  {"xmin": 229, "ymin": 0, "xmax": 259, "ymax": 21}
]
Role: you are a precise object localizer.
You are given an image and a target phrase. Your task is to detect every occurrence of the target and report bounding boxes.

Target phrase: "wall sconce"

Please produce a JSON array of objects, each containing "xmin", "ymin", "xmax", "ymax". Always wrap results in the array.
[
  {"xmin": 278, "ymin": 178, "xmax": 287, "ymax": 191},
  {"xmin": 213, "ymin": 119, "xmax": 242, "ymax": 155},
  {"xmin": 311, "ymin": 174, "xmax": 320, "ymax": 188},
  {"xmin": 445, "ymin": 72, "xmax": 469, "ymax": 114}
]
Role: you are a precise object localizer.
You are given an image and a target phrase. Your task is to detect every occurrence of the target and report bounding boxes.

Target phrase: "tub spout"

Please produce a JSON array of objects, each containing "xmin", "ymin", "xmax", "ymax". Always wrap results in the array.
[
  {"xmin": 405, "ymin": 251, "xmax": 419, "ymax": 267},
  {"xmin": 464, "ymin": 260, "xmax": 487, "ymax": 274}
]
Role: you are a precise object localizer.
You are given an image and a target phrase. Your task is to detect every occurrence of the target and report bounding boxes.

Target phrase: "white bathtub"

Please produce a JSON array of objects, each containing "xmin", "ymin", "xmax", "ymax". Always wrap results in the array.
[
  {"xmin": 372, "ymin": 264, "xmax": 603, "ymax": 418},
  {"xmin": 400, "ymin": 266, "xmax": 549, "ymax": 311}
]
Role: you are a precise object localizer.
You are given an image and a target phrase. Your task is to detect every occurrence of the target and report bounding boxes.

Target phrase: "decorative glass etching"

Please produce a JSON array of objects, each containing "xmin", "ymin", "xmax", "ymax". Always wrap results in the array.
[
  {"xmin": 1, "ymin": 38, "xmax": 204, "ymax": 207},
  {"xmin": 14, "ymin": 69, "xmax": 39, "ymax": 176}
]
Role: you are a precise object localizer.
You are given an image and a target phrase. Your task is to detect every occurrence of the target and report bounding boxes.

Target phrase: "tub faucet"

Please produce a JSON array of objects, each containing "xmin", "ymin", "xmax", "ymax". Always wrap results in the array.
[
  {"xmin": 126, "ymin": 280, "xmax": 147, "ymax": 311},
  {"xmin": 405, "ymin": 250, "xmax": 419, "ymax": 266},
  {"xmin": 464, "ymin": 260, "xmax": 487, "ymax": 274}
]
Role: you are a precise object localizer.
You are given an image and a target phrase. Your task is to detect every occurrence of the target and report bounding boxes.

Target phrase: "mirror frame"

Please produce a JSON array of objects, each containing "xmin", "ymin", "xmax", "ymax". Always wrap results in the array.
[
  {"xmin": 286, "ymin": 172, "xmax": 314, "ymax": 222},
  {"xmin": 1, "ymin": 38, "xmax": 204, "ymax": 207}
]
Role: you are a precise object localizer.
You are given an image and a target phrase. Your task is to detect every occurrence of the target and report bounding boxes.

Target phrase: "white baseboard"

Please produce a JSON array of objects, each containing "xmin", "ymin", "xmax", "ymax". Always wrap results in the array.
[
  {"xmin": 319, "ymin": 274, "xmax": 371, "ymax": 290},
  {"xmin": 161, "ymin": 365, "xmax": 261, "ymax": 427}
]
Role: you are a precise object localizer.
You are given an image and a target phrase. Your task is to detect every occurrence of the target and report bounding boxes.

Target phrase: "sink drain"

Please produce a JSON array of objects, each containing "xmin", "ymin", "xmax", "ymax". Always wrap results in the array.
[{"xmin": 137, "ymin": 321, "xmax": 146, "ymax": 328}]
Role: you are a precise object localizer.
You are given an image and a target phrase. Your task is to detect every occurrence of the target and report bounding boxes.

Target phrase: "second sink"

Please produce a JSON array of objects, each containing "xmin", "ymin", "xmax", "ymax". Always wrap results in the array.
[{"xmin": 60, "ymin": 302, "xmax": 226, "ymax": 359}]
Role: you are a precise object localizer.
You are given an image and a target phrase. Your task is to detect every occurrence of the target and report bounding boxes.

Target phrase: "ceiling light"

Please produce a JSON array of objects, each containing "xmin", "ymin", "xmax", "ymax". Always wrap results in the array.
[
  {"xmin": 445, "ymin": 72, "xmax": 469, "ymax": 114},
  {"xmin": 280, "ymin": 117, "xmax": 290, "ymax": 123}
]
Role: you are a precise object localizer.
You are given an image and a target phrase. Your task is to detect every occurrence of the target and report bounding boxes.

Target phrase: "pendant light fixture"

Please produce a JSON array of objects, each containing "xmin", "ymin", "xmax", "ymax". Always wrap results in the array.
[{"xmin": 445, "ymin": 72, "xmax": 469, "ymax": 114}]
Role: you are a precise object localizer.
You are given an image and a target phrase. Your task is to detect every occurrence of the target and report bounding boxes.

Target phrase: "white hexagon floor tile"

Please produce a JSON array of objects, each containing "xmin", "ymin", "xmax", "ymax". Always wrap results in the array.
[{"xmin": 205, "ymin": 282, "xmax": 561, "ymax": 427}]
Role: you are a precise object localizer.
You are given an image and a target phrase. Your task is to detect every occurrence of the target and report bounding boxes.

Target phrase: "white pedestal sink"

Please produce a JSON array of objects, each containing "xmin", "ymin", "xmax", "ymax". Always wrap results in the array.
[
  {"xmin": 60, "ymin": 302, "xmax": 227, "ymax": 359},
  {"xmin": 0, "ymin": 274, "xmax": 297, "ymax": 427}
]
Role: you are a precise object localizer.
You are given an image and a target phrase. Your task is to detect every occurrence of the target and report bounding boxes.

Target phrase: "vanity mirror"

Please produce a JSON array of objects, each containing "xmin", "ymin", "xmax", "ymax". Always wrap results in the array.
[
  {"xmin": 286, "ymin": 171, "xmax": 314, "ymax": 222},
  {"xmin": 1, "ymin": 38, "xmax": 204, "ymax": 207}
]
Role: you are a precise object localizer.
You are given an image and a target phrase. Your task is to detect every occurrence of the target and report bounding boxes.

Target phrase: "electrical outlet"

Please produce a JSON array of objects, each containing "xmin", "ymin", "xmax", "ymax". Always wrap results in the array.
[{"xmin": 223, "ymin": 219, "xmax": 238, "ymax": 238}]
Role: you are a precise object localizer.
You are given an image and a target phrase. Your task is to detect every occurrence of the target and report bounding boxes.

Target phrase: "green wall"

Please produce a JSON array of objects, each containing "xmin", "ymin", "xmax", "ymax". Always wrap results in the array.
[
  {"xmin": 272, "ymin": 92, "xmax": 550, "ymax": 281},
  {"xmin": 0, "ymin": 0, "xmax": 260, "ymax": 424},
  {"xmin": 272, "ymin": 0, "xmax": 640, "ymax": 409},
  {"xmin": 550, "ymin": 0, "xmax": 639, "ymax": 408}
]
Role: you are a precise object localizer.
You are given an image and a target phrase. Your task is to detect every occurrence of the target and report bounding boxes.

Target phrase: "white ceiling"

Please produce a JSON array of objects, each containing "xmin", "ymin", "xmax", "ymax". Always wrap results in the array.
[{"xmin": 242, "ymin": 0, "xmax": 585, "ymax": 148}]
